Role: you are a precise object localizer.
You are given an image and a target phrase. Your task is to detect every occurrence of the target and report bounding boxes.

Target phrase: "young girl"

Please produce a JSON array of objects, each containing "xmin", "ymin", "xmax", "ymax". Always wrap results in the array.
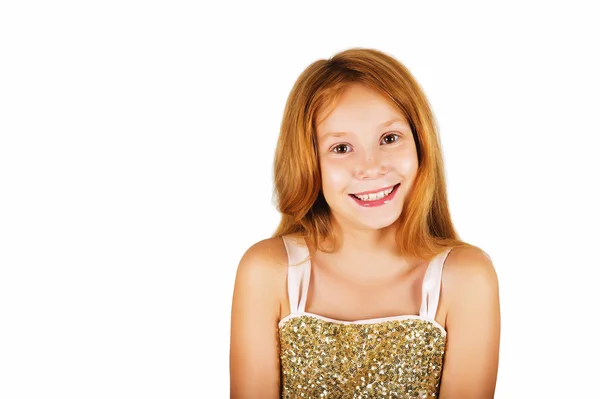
[{"xmin": 230, "ymin": 48, "xmax": 500, "ymax": 398}]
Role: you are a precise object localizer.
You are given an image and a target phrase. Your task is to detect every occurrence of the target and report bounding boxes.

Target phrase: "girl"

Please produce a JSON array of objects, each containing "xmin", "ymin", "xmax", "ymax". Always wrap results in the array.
[{"xmin": 230, "ymin": 48, "xmax": 500, "ymax": 398}]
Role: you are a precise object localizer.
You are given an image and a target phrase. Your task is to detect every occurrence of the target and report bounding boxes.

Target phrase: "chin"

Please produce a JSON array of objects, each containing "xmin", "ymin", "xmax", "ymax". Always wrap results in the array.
[
  {"xmin": 357, "ymin": 213, "xmax": 401, "ymax": 231},
  {"xmin": 333, "ymin": 206, "xmax": 403, "ymax": 232}
]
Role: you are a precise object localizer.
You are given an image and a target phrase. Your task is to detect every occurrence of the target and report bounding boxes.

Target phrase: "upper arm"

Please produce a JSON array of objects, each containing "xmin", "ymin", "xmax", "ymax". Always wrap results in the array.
[
  {"xmin": 438, "ymin": 246, "xmax": 501, "ymax": 399},
  {"xmin": 229, "ymin": 239, "xmax": 286, "ymax": 399}
]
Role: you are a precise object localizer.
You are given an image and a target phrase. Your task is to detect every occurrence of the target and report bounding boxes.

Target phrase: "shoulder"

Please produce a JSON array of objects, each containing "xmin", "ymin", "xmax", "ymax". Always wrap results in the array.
[
  {"xmin": 230, "ymin": 237, "xmax": 291, "ymax": 395},
  {"xmin": 436, "ymin": 245, "xmax": 501, "ymax": 395},
  {"xmin": 236, "ymin": 236, "xmax": 289, "ymax": 280},
  {"xmin": 233, "ymin": 236, "xmax": 290, "ymax": 309},
  {"xmin": 441, "ymin": 245, "xmax": 499, "ymax": 306}
]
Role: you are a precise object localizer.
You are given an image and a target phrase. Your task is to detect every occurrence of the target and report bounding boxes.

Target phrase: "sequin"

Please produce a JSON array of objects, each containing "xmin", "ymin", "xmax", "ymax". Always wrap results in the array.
[{"xmin": 279, "ymin": 315, "xmax": 446, "ymax": 398}]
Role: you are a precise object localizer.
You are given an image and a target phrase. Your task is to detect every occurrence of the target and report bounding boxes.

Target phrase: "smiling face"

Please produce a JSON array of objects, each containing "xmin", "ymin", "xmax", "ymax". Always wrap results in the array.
[{"xmin": 315, "ymin": 83, "xmax": 419, "ymax": 232}]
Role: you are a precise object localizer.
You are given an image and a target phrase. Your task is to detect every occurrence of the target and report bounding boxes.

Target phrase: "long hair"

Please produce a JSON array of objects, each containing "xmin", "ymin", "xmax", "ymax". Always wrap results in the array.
[{"xmin": 272, "ymin": 48, "xmax": 473, "ymax": 261}]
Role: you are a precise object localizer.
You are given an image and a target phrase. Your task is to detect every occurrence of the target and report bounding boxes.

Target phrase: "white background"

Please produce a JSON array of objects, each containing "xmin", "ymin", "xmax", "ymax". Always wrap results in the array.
[{"xmin": 1, "ymin": 1, "xmax": 599, "ymax": 397}]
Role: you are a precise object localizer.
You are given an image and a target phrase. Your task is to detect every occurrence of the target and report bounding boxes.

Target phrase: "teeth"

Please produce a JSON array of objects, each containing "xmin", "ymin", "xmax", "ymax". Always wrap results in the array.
[{"xmin": 354, "ymin": 186, "xmax": 395, "ymax": 201}]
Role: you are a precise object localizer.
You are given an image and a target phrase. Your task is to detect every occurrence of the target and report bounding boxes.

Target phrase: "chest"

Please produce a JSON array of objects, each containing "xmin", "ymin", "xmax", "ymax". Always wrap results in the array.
[{"xmin": 304, "ymin": 258, "xmax": 426, "ymax": 321}]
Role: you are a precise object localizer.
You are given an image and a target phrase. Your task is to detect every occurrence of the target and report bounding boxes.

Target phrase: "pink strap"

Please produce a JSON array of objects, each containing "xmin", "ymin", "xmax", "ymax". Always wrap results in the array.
[
  {"xmin": 419, "ymin": 248, "xmax": 454, "ymax": 320},
  {"xmin": 282, "ymin": 236, "xmax": 311, "ymax": 313}
]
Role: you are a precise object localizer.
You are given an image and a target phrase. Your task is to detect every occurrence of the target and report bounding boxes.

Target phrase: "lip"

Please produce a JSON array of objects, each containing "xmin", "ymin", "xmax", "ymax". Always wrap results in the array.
[
  {"xmin": 350, "ymin": 184, "xmax": 398, "ymax": 196},
  {"xmin": 349, "ymin": 183, "xmax": 400, "ymax": 208}
]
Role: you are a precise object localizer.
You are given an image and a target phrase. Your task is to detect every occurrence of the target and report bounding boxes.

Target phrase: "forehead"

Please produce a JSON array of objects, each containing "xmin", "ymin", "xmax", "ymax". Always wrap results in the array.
[{"xmin": 316, "ymin": 84, "xmax": 408, "ymax": 135}]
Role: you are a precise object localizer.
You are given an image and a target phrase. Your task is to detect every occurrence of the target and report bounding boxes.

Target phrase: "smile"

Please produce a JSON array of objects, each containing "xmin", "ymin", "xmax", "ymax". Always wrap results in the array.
[{"xmin": 349, "ymin": 183, "xmax": 400, "ymax": 207}]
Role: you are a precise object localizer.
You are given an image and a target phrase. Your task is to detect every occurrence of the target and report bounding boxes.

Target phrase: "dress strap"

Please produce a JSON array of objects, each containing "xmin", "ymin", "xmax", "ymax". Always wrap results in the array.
[
  {"xmin": 419, "ymin": 247, "xmax": 454, "ymax": 320},
  {"xmin": 281, "ymin": 235, "xmax": 311, "ymax": 314}
]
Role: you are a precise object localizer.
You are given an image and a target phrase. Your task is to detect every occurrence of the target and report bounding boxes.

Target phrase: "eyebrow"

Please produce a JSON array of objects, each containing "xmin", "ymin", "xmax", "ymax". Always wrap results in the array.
[{"xmin": 320, "ymin": 118, "xmax": 408, "ymax": 139}]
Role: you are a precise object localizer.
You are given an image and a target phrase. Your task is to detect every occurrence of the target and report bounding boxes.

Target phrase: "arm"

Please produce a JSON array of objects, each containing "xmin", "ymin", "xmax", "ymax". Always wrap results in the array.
[
  {"xmin": 438, "ymin": 246, "xmax": 501, "ymax": 399},
  {"xmin": 230, "ymin": 240, "xmax": 284, "ymax": 399}
]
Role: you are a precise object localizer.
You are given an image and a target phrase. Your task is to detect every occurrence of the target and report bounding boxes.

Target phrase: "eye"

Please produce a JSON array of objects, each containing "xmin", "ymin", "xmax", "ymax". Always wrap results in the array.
[
  {"xmin": 331, "ymin": 143, "xmax": 352, "ymax": 154},
  {"xmin": 381, "ymin": 133, "xmax": 400, "ymax": 145}
]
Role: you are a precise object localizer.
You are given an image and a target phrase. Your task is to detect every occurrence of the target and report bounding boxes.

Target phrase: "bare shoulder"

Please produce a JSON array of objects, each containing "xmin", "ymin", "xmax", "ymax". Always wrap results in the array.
[
  {"xmin": 230, "ymin": 236, "xmax": 290, "ymax": 397},
  {"xmin": 233, "ymin": 236, "xmax": 289, "ymax": 313},
  {"xmin": 437, "ymin": 245, "xmax": 501, "ymax": 396},
  {"xmin": 238, "ymin": 236, "xmax": 289, "ymax": 271},
  {"xmin": 442, "ymin": 245, "xmax": 499, "ymax": 305}
]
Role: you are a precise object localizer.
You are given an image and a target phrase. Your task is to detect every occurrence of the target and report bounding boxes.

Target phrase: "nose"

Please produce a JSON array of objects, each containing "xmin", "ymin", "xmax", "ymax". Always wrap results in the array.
[{"xmin": 355, "ymin": 151, "xmax": 387, "ymax": 180}]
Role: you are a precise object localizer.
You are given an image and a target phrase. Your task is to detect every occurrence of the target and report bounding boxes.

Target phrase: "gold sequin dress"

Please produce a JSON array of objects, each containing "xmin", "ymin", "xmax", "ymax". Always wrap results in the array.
[{"xmin": 278, "ymin": 235, "xmax": 452, "ymax": 398}]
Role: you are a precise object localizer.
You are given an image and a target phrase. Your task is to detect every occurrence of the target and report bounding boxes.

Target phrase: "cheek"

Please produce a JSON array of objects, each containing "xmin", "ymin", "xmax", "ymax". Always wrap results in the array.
[
  {"xmin": 320, "ymin": 158, "xmax": 351, "ymax": 194},
  {"xmin": 398, "ymin": 155, "xmax": 419, "ymax": 176},
  {"xmin": 392, "ymin": 146, "xmax": 419, "ymax": 177}
]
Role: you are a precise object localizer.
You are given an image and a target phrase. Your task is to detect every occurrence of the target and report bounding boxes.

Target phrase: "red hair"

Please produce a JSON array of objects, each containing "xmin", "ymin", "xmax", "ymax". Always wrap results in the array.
[{"xmin": 272, "ymin": 48, "xmax": 474, "ymax": 261}]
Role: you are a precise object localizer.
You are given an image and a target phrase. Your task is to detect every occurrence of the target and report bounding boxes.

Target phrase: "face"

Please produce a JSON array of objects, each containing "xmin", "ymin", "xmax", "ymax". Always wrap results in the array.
[{"xmin": 315, "ymin": 83, "xmax": 419, "ymax": 232}]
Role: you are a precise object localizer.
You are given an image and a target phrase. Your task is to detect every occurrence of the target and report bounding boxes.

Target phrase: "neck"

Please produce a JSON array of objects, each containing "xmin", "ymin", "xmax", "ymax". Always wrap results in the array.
[
  {"xmin": 327, "ymin": 218, "xmax": 399, "ymax": 256},
  {"xmin": 314, "ymin": 217, "xmax": 421, "ymax": 278}
]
